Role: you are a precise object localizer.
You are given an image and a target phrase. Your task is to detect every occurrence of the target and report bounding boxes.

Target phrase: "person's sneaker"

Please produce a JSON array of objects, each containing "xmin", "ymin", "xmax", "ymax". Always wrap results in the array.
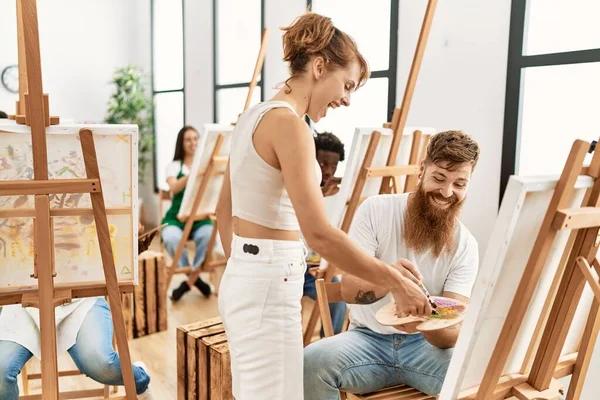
[
  {"xmin": 137, "ymin": 385, "xmax": 153, "ymax": 399},
  {"xmin": 133, "ymin": 361, "xmax": 152, "ymax": 399},
  {"xmin": 194, "ymin": 277, "xmax": 212, "ymax": 297},
  {"xmin": 170, "ymin": 281, "xmax": 191, "ymax": 302}
]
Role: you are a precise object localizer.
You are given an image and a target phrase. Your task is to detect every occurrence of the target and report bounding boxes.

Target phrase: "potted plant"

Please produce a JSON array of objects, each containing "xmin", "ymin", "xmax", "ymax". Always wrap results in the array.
[{"xmin": 105, "ymin": 66, "xmax": 154, "ymax": 183}]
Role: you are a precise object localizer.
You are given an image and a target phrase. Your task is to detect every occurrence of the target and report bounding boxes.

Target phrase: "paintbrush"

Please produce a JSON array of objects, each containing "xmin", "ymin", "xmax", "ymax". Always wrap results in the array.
[{"xmin": 418, "ymin": 281, "xmax": 438, "ymax": 315}]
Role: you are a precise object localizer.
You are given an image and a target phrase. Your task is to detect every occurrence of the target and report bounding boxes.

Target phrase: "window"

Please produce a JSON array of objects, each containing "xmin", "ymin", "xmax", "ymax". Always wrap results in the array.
[
  {"xmin": 500, "ymin": 0, "xmax": 600, "ymax": 201},
  {"xmin": 151, "ymin": 0, "xmax": 185, "ymax": 191},
  {"xmin": 213, "ymin": 0, "xmax": 265, "ymax": 124},
  {"xmin": 307, "ymin": 0, "xmax": 399, "ymax": 174}
]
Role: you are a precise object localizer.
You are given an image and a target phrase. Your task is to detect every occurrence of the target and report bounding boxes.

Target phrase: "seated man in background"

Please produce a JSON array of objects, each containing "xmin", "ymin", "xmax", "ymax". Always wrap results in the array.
[
  {"xmin": 304, "ymin": 131, "xmax": 347, "ymax": 336},
  {"xmin": 304, "ymin": 130, "xmax": 480, "ymax": 398},
  {"xmin": 316, "ymin": 131, "xmax": 344, "ymax": 196},
  {"xmin": 0, "ymin": 224, "xmax": 153, "ymax": 399}
]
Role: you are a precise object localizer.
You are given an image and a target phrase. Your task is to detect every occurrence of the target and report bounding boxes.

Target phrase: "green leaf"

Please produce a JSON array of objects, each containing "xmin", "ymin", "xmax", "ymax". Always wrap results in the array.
[{"xmin": 105, "ymin": 65, "xmax": 155, "ymax": 183}]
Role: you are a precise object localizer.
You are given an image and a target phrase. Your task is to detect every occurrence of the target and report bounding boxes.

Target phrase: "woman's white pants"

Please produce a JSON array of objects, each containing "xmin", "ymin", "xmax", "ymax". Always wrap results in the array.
[{"xmin": 218, "ymin": 234, "xmax": 307, "ymax": 400}]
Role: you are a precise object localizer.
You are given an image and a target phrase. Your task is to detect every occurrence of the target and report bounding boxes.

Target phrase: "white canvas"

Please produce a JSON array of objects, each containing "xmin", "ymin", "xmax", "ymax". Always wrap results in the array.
[
  {"xmin": 178, "ymin": 123, "xmax": 233, "ymax": 220},
  {"xmin": 316, "ymin": 126, "xmax": 434, "ymax": 271},
  {"xmin": 327, "ymin": 125, "xmax": 436, "ymax": 230},
  {"xmin": 439, "ymin": 174, "xmax": 595, "ymax": 399},
  {"xmin": 0, "ymin": 119, "xmax": 139, "ymax": 289}
]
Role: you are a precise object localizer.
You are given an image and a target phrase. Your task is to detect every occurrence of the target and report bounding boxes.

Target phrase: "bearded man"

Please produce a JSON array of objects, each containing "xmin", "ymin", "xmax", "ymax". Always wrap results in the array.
[{"xmin": 304, "ymin": 130, "xmax": 480, "ymax": 398}]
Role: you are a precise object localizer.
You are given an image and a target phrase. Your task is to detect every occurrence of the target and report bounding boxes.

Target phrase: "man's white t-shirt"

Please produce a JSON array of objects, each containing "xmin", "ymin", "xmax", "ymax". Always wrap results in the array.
[{"xmin": 347, "ymin": 193, "xmax": 479, "ymax": 335}]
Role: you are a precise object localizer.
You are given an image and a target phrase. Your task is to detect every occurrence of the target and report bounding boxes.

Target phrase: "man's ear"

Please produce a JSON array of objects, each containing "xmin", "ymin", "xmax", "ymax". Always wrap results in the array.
[{"xmin": 418, "ymin": 161, "xmax": 425, "ymax": 180}]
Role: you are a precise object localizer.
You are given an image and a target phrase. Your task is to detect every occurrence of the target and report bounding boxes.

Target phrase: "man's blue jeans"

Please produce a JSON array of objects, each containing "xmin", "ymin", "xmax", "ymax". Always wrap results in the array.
[
  {"xmin": 303, "ymin": 271, "xmax": 346, "ymax": 337},
  {"xmin": 0, "ymin": 298, "xmax": 150, "ymax": 399},
  {"xmin": 304, "ymin": 327, "xmax": 452, "ymax": 398}
]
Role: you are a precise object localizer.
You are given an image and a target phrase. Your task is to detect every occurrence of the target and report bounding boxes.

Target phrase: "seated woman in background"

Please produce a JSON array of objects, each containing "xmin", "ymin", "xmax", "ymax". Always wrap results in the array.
[{"xmin": 162, "ymin": 125, "xmax": 214, "ymax": 301}]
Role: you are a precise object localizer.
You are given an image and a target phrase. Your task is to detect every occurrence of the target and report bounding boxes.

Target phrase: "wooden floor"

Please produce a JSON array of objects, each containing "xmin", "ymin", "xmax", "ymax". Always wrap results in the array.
[{"xmin": 19, "ymin": 239, "xmax": 319, "ymax": 399}]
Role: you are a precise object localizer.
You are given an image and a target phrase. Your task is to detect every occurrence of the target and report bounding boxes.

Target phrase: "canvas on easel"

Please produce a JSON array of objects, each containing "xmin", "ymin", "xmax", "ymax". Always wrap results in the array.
[
  {"xmin": 439, "ymin": 138, "xmax": 599, "ymax": 400},
  {"xmin": 327, "ymin": 124, "xmax": 435, "ymax": 233},
  {"xmin": 0, "ymin": 121, "xmax": 139, "ymax": 289},
  {"xmin": 0, "ymin": 1, "xmax": 139, "ymax": 399},
  {"xmin": 164, "ymin": 124, "xmax": 232, "ymax": 288}
]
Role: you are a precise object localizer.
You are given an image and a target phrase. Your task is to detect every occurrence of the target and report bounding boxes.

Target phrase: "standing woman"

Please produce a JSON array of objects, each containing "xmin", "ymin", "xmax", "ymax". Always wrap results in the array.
[
  {"xmin": 161, "ymin": 126, "xmax": 213, "ymax": 301},
  {"xmin": 215, "ymin": 12, "xmax": 431, "ymax": 399}
]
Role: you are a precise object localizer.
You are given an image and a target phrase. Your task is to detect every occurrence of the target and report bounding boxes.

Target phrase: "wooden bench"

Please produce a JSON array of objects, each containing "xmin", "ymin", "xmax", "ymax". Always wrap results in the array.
[{"xmin": 121, "ymin": 250, "xmax": 168, "ymax": 339}]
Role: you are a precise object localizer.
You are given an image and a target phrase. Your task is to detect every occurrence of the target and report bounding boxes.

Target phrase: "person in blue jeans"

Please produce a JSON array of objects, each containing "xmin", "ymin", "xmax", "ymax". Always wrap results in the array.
[
  {"xmin": 161, "ymin": 126, "xmax": 214, "ymax": 301},
  {"xmin": 304, "ymin": 131, "xmax": 347, "ymax": 336},
  {"xmin": 0, "ymin": 298, "xmax": 150, "ymax": 399},
  {"xmin": 0, "ymin": 223, "xmax": 154, "ymax": 399},
  {"xmin": 304, "ymin": 130, "xmax": 481, "ymax": 398}
]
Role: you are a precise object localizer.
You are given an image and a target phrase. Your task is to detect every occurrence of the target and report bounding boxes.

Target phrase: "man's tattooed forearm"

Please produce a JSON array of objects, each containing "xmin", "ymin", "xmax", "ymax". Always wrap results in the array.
[{"xmin": 355, "ymin": 290, "xmax": 380, "ymax": 304}]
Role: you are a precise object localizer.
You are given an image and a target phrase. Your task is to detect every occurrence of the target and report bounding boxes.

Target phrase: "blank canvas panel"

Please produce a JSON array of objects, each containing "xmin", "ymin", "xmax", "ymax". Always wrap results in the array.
[
  {"xmin": 439, "ymin": 175, "xmax": 595, "ymax": 399},
  {"xmin": 0, "ymin": 120, "xmax": 138, "ymax": 289},
  {"xmin": 178, "ymin": 124, "xmax": 233, "ymax": 220},
  {"xmin": 327, "ymin": 126, "xmax": 436, "ymax": 229}
]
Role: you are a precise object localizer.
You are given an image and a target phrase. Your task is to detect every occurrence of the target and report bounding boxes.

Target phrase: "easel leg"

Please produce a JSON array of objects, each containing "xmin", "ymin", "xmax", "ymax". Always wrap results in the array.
[
  {"xmin": 35, "ymin": 195, "xmax": 60, "ymax": 399},
  {"xmin": 512, "ymin": 378, "xmax": 563, "ymax": 400},
  {"xmin": 340, "ymin": 131, "xmax": 381, "ymax": 233},
  {"xmin": 21, "ymin": 363, "xmax": 30, "ymax": 395},
  {"xmin": 186, "ymin": 218, "xmax": 219, "ymax": 288},
  {"xmin": 303, "ymin": 304, "xmax": 321, "ymax": 347},
  {"xmin": 567, "ymin": 300, "xmax": 600, "ymax": 400},
  {"xmin": 79, "ymin": 130, "xmax": 137, "ymax": 399},
  {"xmin": 567, "ymin": 257, "xmax": 600, "ymax": 400}
]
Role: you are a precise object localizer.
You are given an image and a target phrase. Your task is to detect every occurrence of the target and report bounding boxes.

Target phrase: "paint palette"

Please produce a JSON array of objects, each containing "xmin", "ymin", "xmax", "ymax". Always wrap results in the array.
[{"xmin": 375, "ymin": 296, "xmax": 467, "ymax": 332}]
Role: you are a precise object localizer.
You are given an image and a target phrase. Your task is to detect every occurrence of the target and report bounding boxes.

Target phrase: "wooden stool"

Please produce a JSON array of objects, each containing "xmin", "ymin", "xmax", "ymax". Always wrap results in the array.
[
  {"xmin": 177, "ymin": 317, "xmax": 233, "ymax": 400},
  {"xmin": 121, "ymin": 250, "xmax": 168, "ymax": 339}
]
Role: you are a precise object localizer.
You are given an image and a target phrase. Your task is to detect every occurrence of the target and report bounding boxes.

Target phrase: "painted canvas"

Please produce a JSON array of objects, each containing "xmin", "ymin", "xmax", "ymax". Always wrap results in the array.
[
  {"xmin": 0, "ymin": 120, "xmax": 138, "ymax": 290},
  {"xmin": 178, "ymin": 123, "xmax": 233, "ymax": 220},
  {"xmin": 439, "ymin": 174, "xmax": 595, "ymax": 399}
]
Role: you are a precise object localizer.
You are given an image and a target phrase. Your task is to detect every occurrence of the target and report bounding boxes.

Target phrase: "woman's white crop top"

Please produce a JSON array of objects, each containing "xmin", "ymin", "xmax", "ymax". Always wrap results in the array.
[{"xmin": 229, "ymin": 101, "xmax": 322, "ymax": 231}]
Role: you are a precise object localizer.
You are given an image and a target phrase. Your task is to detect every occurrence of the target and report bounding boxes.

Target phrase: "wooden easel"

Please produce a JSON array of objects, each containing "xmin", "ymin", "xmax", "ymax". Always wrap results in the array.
[
  {"xmin": 459, "ymin": 139, "xmax": 600, "ymax": 400},
  {"xmin": 0, "ymin": 1, "xmax": 136, "ymax": 398},
  {"xmin": 302, "ymin": 0, "xmax": 438, "ymax": 346},
  {"xmin": 165, "ymin": 134, "xmax": 228, "ymax": 287},
  {"xmin": 165, "ymin": 28, "xmax": 269, "ymax": 289}
]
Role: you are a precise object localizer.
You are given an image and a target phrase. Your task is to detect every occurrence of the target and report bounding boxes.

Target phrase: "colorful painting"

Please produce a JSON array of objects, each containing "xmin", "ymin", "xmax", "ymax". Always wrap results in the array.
[{"xmin": 0, "ymin": 120, "xmax": 138, "ymax": 289}]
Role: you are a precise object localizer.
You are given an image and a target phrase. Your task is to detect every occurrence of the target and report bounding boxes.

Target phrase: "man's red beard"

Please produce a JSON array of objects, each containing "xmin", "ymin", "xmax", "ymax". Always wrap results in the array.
[{"xmin": 403, "ymin": 183, "xmax": 464, "ymax": 257}]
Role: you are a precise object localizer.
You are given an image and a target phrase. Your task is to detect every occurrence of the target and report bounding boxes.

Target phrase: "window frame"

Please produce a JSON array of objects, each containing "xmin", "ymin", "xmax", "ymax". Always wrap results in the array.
[
  {"xmin": 306, "ymin": 0, "xmax": 399, "ymax": 123},
  {"xmin": 212, "ymin": 0, "xmax": 266, "ymax": 123},
  {"xmin": 150, "ymin": 0, "xmax": 186, "ymax": 192},
  {"xmin": 500, "ymin": 0, "xmax": 600, "ymax": 203}
]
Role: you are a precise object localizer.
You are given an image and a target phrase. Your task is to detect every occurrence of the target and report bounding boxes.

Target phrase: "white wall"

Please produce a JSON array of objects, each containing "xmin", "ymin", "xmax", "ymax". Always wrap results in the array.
[
  {"xmin": 263, "ymin": 0, "xmax": 308, "ymax": 99},
  {"xmin": 396, "ymin": 0, "xmax": 511, "ymax": 253},
  {"xmin": 1, "ymin": 0, "xmax": 154, "ymax": 222},
  {"xmin": 0, "ymin": 0, "xmax": 149, "ymax": 122}
]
